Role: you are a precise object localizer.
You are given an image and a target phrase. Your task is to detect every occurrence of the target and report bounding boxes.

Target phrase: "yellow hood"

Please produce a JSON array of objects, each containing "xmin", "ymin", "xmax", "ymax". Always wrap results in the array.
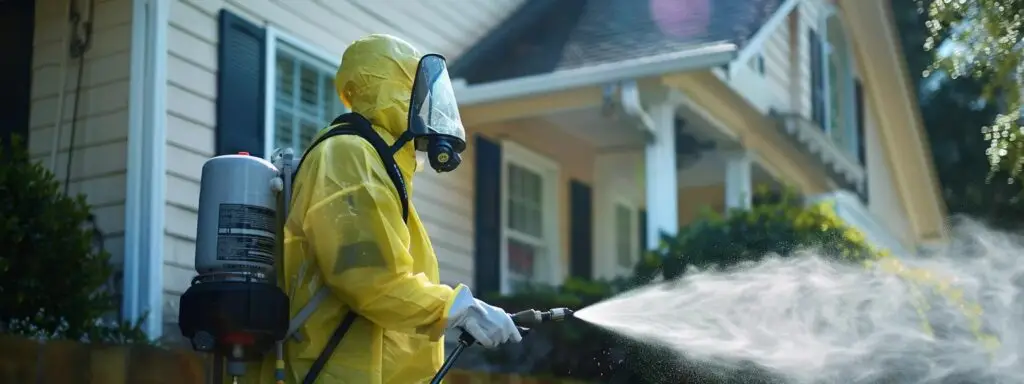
[{"xmin": 335, "ymin": 34, "xmax": 421, "ymax": 178}]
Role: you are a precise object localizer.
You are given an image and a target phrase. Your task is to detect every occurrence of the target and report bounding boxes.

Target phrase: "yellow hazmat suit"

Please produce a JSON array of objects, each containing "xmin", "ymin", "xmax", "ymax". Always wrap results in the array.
[{"xmin": 242, "ymin": 34, "xmax": 468, "ymax": 384}]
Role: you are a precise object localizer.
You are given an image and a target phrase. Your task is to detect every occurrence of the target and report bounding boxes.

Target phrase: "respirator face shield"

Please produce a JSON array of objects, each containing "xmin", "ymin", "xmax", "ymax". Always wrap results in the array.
[{"xmin": 407, "ymin": 53, "xmax": 466, "ymax": 173}]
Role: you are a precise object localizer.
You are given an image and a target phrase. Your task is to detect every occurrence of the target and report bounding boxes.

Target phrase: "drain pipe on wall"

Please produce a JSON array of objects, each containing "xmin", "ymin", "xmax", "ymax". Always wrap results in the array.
[
  {"xmin": 124, "ymin": 0, "xmax": 168, "ymax": 340},
  {"xmin": 617, "ymin": 81, "xmax": 656, "ymax": 142},
  {"xmin": 47, "ymin": 0, "xmax": 77, "ymax": 172}
]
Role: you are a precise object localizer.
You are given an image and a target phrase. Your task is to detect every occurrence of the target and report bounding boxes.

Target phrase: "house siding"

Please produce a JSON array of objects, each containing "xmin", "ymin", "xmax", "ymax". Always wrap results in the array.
[
  {"xmin": 789, "ymin": 0, "xmax": 910, "ymax": 240},
  {"xmin": 750, "ymin": 0, "xmax": 826, "ymax": 121},
  {"xmin": 161, "ymin": 0, "xmax": 524, "ymax": 334},
  {"xmin": 748, "ymin": 0, "xmax": 916, "ymax": 250},
  {"xmin": 29, "ymin": 0, "xmax": 134, "ymax": 265},
  {"xmin": 863, "ymin": 97, "xmax": 914, "ymax": 249},
  {"xmin": 759, "ymin": 11, "xmax": 792, "ymax": 113}
]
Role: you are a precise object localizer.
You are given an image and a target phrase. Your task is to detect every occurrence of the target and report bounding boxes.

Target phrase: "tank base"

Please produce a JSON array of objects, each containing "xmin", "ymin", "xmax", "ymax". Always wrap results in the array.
[{"xmin": 178, "ymin": 281, "xmax": 289, "ymax": 360}]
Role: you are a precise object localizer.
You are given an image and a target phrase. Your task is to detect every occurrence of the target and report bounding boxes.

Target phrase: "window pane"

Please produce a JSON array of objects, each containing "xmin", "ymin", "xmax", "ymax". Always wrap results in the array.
[
  {"xmin": 508, "ymin": 237, "xmax": 538, "ymax": 279},
  {"xmin": 525, "ymin": 206, "xmax": 542, "ymax": 237},
  {"xmin": 321, "ymin": 74, "xmax": 337, "ymax": 120},
  {"xmin": 299, "ymin": 64, "xmax": 320, "ymax": 116},
  {"xmin": 506, "ymin": 163, "xmax": 544, "ymax": 237},
  {"xmin": 274, "ymin": 109, "xmax": 294, "ymax": 150},
  {"xmin": 508, "ymin": 164, "xmax": 522, "ymax": 199},
  {"xmin": 525, "ymin": 170, "xmax": 542, "ymax": 204},
  {"xmin": 507, "ymin": 198, "xmax": 521, "ymax": 232},
  {"xmin": 828, "ymin": 57, "xmax": 847, "ymax": 150},
  {"xmin": 615, "ymin": 204, "xmax": 633, "ymax": 268},
  {"xmin": 276, "ymin": 55, "xmax": 295, "ymax": 105},
  {"xmin": 298, "ymin": 118, "xmax": 321, "ymax": 151}
]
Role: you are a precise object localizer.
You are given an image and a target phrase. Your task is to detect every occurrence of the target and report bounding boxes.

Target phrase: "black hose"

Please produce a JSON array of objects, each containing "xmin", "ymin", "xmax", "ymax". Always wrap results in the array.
[
  {"xmin": 63, "ymin": 0, "xmax": 94, "ymax": 194},
  {"xmin": 63, "ymin": 52, "xmax": 85, "ymax": 194}
]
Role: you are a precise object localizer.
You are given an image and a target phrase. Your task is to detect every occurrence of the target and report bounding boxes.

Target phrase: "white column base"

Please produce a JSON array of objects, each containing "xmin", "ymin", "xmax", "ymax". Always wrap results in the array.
[{"xmin": 725, "ymin": 151, "xmax": 753, "ymax": 210}]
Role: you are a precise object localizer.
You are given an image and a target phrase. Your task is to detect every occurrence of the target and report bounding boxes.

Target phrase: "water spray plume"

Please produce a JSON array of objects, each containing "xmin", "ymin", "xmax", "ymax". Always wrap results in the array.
[{"xmin": 575, "ymin": 221, "xmax": 1021, "ymax": 383}]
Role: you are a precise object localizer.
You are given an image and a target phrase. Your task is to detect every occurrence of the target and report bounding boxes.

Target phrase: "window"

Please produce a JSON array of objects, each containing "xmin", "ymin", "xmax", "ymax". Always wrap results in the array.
[
  {"xmin": 747, "ymin": 54, "xmax": 765, "ymax": 75},
  {"xmin": 264, "ymin": 31, "xmax": 348, "ymax": 157},
  {"xmin": 614, "ymin": 203, "xmax": 636, "ymax": 269},
  {"xmin": 501, "ymin": 141, "xmax": 560, "ymax": 292},
  {"xmin": 809, "ymin": 29, "xmax": 827, "ymax": 128},
  {"xmin": 810, "ymin": 11, "xmax": 860, "ymax": 161},
  {"xmin": 825, "ymin": 16, "xmax": 854, "ymax": 156}
]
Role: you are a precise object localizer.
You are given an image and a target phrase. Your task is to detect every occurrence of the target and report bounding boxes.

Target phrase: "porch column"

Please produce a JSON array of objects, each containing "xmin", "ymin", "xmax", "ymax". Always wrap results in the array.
[
  {"xmin": 725, "ymin": 151, "xmax": 753, "ymax": 210},
  {"xmin": 645, "ymin": 102, "xmax": 679, "ymax": 250}
]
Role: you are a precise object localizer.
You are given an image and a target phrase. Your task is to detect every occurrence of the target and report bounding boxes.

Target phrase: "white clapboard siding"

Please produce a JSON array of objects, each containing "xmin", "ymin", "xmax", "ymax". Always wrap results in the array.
[
  {"xmin": 753, "ymin": 0, "xmax": 914, "ymax": 246},
  {"xmin": 28, "ymin": 0, "xmax": 134, "ymax": 267}
]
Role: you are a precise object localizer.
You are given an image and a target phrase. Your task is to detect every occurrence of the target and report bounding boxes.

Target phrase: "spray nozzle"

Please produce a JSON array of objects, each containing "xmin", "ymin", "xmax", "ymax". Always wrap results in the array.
[{"xmin": 508, "ymin": 307, "xmax": 575, "ymax": 327}]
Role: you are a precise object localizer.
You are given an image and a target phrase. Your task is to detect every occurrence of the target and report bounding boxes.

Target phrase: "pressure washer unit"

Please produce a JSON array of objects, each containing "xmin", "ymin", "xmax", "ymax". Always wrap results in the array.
[{"xmin": 178, "ymin": 149, "xmax": 299, "ymax": 383}]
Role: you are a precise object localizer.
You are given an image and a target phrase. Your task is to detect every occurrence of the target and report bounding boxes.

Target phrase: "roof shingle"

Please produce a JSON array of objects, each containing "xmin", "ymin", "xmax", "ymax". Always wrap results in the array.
[{"xmin": 451, "ymin": 0, "xmax": 786, "ymax": 85}]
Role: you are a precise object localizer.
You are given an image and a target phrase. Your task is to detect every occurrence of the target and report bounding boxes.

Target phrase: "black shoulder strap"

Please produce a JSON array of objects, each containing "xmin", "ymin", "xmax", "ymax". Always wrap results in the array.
[{"xmin": 294, "ymin": 112, "xmax": 409, "ymax": 223}]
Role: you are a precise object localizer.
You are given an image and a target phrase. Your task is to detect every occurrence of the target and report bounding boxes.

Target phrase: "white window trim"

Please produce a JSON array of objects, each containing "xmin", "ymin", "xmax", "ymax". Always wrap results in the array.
[
  {"xmin": 499, "ymin": 140, "xmax": 561, "ymax": 294},
  {"xmin": 263, "ymin": 27, "xmax": 342, "ymax": 159},
  {"xmin": 609, "ymin": 196, "xmax": 639, "ymax": 277}
]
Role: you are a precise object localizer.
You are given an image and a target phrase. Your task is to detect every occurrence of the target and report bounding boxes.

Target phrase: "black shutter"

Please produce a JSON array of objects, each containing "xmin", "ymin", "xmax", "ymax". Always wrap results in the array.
[
  {"xmin": 216, "ymin": 10, "xmax": 266, "ymax": 158},
  {"xmin": 809, "ymin": 29, "xmax": 825, "ymax": 129},
  {"xmin": 0, "ymin": 0, "xmax": 33, "ymax": 151},
  {"xmin": 638, "ymin": 209, "xmax": 648, "ymax": 256},
  {"xmin": 569, "ymin": 180, "xmax": 593, "ymax": 280},
  {"xmin": 855, "ymin": 79, "xmax": 869, "ymax": 203},
  {"xmin": 474, "ymin": 135, "xmax": 502, "ymax": 295},
  {"xmin": 855, "ymin": 80, "xmax": 866, "ymax": 165}
]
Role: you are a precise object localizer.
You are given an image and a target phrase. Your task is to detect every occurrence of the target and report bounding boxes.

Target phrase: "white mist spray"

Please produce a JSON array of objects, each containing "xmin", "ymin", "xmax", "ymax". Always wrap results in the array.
[{"xmin": 575, "ymin": 221, "xmax": 1024, "ymax": 383}]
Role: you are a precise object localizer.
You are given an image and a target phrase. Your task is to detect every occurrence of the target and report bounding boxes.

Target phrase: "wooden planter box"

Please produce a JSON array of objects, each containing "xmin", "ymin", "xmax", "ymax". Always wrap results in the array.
[{"xmin": 0, "ymin": 335, "xmax": 205, "ymax": 384}]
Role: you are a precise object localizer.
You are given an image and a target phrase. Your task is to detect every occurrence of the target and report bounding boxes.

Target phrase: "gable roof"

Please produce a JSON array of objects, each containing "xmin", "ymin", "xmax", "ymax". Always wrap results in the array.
[{"xmin": 451, "ymin": 0, "xmax": 787, "ymax": 85}]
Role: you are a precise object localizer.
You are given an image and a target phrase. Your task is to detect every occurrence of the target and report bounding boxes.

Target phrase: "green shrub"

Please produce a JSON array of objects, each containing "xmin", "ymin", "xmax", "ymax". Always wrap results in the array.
[
  {"xmin": 0, "ymin": 135, "xmax": 149, "ymax": 344},
  {"xmin": 657, "ymin": 186, "xmax": 878, "ymax": 280},
  {"xmin": 484, "ymin": 187, "xmax": 878, "ymax": 383}
]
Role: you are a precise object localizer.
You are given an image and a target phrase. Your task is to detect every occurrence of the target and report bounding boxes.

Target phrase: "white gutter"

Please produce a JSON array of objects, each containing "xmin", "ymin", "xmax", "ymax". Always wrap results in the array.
[
  {"xmin": 728, "ymin": 0, "xmax": 802, "ymax": 79},
  {"xmin": 124, "ymin": 0, "xmax": 168, "ymax": 340},
  {"xmin": 455, "ymin": 42, "xmax": 738, "ymax": 105}
]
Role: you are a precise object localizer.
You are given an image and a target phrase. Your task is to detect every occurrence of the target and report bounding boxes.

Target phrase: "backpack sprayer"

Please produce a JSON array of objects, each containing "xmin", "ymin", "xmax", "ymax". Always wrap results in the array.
[{"xmin": 177, "ymin": 147, "xmax": 574, "ymax": 384}]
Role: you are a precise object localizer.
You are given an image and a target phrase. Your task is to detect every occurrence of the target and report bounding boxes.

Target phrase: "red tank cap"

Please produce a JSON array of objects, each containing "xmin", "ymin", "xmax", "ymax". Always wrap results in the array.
[{"xmin": 238, "ymin": 151, "xmax": 250, "ymax": 156}]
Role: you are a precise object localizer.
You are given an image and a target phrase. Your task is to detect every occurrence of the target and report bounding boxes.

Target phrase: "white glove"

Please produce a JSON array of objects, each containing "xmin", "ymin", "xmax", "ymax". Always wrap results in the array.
[{"xmin": 447, "ymin": 287, "xmax": 523, "ymax": 348}]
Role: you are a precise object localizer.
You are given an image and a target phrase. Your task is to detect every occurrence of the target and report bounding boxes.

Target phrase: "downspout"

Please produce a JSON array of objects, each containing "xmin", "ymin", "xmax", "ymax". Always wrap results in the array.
[
  {"xmin": 124, "ymin": 0, "xmax": 168, "ymax": 340},
  {"xmin": 615, "ymin": 81, "xmax": 656, "ymax": 141},
  {"xmin": 47, "ymin": 0, "xmax": 76, "ymax": 172}
]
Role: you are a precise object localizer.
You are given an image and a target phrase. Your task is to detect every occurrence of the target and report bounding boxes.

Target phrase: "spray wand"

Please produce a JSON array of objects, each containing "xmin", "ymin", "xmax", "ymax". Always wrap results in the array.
[{"xmin": 429, "ymin": 308, "xmax": 574, "ymax": 384}]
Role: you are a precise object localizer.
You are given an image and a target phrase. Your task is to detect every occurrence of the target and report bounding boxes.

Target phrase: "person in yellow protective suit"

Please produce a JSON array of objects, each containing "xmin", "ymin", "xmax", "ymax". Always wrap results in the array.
[{"xmin": 241, "ymin": 34, "xmax": 522, "ymax": 384}]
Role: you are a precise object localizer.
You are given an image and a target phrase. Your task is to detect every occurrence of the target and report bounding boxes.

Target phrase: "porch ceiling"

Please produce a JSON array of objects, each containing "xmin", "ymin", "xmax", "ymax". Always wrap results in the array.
[
  {"xmin": 540, "ymin": 101, "xmax": 776, "ymax": 190},
  {"xmin": 541, "ymin": 106, "xmax": 647, "ymax": 149}
]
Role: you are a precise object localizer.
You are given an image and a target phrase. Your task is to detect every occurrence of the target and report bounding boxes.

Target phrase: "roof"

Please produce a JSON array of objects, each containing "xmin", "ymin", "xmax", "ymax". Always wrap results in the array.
[{"xmin": 450, "ymin": 0, "xmax": 787, "ymax": 85}]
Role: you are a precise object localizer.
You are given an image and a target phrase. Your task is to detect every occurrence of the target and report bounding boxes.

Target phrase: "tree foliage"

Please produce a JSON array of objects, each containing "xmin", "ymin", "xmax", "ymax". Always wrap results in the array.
[
  {"xmin": 900, "ymin": 0, "xmax": 1024, "ymax": 229},
  {"xmin": 0, "ymin": 135, "xmax": 150, "ymax": 344},
  {"xmin": 921, "ymin": 0, "xmax": 1024, "ymax": 185}
]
